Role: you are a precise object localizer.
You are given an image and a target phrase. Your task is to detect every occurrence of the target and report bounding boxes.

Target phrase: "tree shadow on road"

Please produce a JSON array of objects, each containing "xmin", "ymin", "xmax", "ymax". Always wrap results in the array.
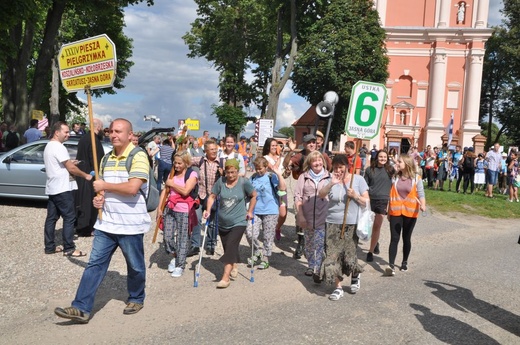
[
  {"xmin": 424, "ymin": 280, "xmax": 520, "ymax": 337},
  {"xmin": 410, "ymin": 303, "xmax": 501, "ymax": 344}
]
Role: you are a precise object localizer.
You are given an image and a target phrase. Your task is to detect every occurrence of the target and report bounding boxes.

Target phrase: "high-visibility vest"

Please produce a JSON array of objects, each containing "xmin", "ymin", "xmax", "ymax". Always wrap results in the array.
[
  {"xmin": 388, "ymin": 176, "xmax": 420, "ymax": 218},
  {"xmin": 237, "ymin": 141, "xmax": 248, "ymax": 157}
]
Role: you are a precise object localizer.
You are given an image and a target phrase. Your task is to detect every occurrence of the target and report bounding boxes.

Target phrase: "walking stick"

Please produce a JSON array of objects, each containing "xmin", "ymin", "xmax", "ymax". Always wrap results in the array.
[
  {"xmin": 194, "ymin": 218, "xmax": 210, "ymax": 288},
  {"xmin": 250, "ymin": 216, "xmax": 255, "ymax": 283},
  {"xmin": 152, "ymin": 167, "xmax": 175, "ymax": 243},
  {"xmin": 85, "ymin": 85, "xmax": 102, "ymax": 220},
  {"xmin": 340, "ymin": 140, "xmax": 359, "ymax": 239}
]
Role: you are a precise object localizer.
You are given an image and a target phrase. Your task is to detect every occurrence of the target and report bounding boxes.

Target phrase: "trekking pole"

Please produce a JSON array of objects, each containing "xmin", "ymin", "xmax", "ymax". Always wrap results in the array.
[
  {"xmin": 250, "ymin": 216, "xmax": 255, "ymax": 283},
  {"xmin": 194, "ymin": 218, "xmax": 210, "ymax": 288}
]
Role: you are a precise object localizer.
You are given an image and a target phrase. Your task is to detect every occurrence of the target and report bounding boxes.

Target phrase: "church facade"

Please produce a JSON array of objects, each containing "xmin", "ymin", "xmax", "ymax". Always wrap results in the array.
[
  {"xmin": 292, "ymin": 0, "xmax": 494, "ymax": 153},
  {"xmin": 376, "ymin": 0, "xmax": 493, "ymax": 153}
]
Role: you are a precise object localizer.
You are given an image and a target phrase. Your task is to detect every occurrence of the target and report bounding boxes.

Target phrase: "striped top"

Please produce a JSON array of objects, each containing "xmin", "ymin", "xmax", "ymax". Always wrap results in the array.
[{"xmin": 94, "ymin": 144, "xmax": 151, "ymax": 235}]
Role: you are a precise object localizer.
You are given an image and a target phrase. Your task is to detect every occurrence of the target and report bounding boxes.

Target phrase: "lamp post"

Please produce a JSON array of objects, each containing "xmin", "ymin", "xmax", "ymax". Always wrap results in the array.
[{"xmin": 143, "ymin": 115, "xmax": 160, "ymax": 129}]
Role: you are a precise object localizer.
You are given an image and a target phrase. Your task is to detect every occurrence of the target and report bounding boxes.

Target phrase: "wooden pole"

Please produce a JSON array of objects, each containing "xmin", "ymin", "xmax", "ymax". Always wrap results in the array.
[
  {"xmin": 340, "ymin": 139, "xmax": 358, "ymax": 239},
  {"xmin": 152, "ymin": 167, "xmax": 176, "ymax": 243},
  {"xmin": 85, "ymin": 85, "xmax": 102, "ymax": 220}
]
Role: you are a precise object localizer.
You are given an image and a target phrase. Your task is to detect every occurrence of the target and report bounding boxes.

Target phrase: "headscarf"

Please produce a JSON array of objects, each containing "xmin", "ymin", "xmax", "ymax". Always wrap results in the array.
[{"xmin": 225, "ymin": 158, "xmax": 240, "ymax": 170}]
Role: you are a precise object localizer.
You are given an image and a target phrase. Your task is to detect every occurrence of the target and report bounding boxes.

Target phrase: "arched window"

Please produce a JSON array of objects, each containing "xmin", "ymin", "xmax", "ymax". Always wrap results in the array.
[{"xmin": 398, "ymin": 75, "xmax": 413, "ymax": 98}]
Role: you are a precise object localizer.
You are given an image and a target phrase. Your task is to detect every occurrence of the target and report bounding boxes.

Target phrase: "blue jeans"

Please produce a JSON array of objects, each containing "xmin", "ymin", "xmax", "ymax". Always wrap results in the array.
[
  {"xmin": 72, "ymin": 230, "xmax": 146, "ymax": 314},
  {"xmin": 44, "ymin": 191, "xmax": 76, "ymax": 253},
  {"xmin": 157, "ymin": 159, "xmax": 172, "ymax": 193}
]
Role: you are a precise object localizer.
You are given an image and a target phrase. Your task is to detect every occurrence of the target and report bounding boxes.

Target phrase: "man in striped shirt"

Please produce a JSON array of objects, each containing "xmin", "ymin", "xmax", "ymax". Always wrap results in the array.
[{"xmin": 54, "ymin": 118, "xmax": 150, "ymax": 323}]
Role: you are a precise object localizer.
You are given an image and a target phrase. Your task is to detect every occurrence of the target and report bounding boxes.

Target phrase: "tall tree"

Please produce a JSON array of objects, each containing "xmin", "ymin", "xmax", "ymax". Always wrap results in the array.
[
  {"xmin": 479, "ymin": 1, "xmax": 520, "ymax": 148},
  {"xmin": 291, "ymin": 0, "xmax": 388, "ymax": 142},
  {"xmin": 0, "ymin": 0, "xmax": 153, "ymax": 130},
  {"xmin": 479, "ymin": 27, "xmax": 515, "ymax": 147}
]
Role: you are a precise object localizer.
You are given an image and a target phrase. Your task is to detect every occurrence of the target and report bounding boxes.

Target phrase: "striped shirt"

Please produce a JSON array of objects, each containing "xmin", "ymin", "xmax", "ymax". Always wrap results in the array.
[{"xmin": 94, "ymin": 144, "xmax": 151, "ymax": 235}]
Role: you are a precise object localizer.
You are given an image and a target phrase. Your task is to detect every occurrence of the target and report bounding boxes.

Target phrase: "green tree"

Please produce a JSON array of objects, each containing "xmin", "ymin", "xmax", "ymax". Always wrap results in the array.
[
  {"xmin": 278, "ymin": 126, "xmax": 294, "ymax": 138},
  {"xmin": 480, "ymin": 27, "xmax": 517, "ymax": 148},
  {"xmin": 291, "ymin": 0, "xmax": 388, "ymax": 142},
  {"xmin": 211, "ymin": 103, "xmax": 250, "ymax": 135},
  {"xmin": 0, "ymin": 0, "xmax": 154, "ymax": 130},
  {"xmin": 183, "ymin": 0, "xmax": 257, "ymax": 107}
]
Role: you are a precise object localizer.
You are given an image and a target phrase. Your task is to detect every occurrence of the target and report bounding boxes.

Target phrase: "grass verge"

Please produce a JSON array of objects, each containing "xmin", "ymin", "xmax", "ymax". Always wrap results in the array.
[{"xmin": 425, "ymin": 184, "xmax": 520, "ymax": 219}]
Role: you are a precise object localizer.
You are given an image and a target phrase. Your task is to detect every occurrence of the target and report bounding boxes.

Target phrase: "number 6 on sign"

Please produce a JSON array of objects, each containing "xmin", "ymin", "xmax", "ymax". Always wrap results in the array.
[{"xmin": 345, "ymin": 81, "xmax": 387, "ymax": 139}]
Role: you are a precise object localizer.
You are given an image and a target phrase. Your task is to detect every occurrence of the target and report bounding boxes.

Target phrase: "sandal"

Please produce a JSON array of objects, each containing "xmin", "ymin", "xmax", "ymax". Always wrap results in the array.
[
  {"xmin": 63, "ymin": 250, "xmax": 87, "ymax": 257},
  {"xmin": 304, "ymin": 268, "xmax": 313, "ymax": 276},
  {"xmin": 45, "ymin": 245, "xmax": 64, "ymax": 254},
  {"xmin": 257, "ymin": 261, "xmax": 270, "ymax": 270},
  {"xmin": 328, "ymin": 288, "xmax": 344, "ymax": 301}
]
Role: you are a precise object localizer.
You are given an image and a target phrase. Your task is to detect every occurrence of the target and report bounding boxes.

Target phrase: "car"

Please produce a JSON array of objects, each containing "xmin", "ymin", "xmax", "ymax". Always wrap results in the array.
[{"xmin": 0, "ymin": 137, "xmax": 112, "ymax": 201}]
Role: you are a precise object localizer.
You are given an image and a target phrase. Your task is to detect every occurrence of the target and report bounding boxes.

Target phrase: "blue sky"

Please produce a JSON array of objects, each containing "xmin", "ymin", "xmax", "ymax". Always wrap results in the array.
[{"xmin": 86, "ymin": 0, "xmax": 504, "ymax": 137}]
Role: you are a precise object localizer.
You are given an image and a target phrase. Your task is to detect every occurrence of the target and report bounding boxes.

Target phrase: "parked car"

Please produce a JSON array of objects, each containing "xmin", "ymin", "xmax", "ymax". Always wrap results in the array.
[{"xmin": 0, "ymin": 138, "xmax": 112, "ymax": 200}]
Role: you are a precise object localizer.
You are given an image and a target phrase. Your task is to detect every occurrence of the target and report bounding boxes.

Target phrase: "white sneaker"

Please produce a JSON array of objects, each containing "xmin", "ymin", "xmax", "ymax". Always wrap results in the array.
[
  {"xmin": 385, "ymin": 266, "xmax": 395, "ymax": 276},
  {"xmin": 167, "ymin": 258, "xmax": 176, "ymax": 273},
  {"xmin": 171, "ymin": 267, "xmax": 183, "ymax": 278},
  {"xmin": 350, "ymin": 275, "xmax": 360, "ymax": 294}
]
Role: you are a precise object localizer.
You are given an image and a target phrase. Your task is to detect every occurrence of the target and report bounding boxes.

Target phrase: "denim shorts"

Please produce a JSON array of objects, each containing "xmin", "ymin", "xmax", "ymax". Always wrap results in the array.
[{"xmin": 486, "ymin": 169, "xmax": 499, "ymax": 185}]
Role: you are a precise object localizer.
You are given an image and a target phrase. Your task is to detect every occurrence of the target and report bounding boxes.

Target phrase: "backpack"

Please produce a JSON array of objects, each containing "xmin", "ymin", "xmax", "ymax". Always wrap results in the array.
[
  {"xmin": 250, "ymin": 172, "xmax": 279, "ymax": 206},
  {"xmin": 463, "ymin": 156, "xmax": 473, "ymax": 170},
  {"xmin": 101, "ymin": 147, "xmax": 160, "ymax": 212},
  {"xmin": 184, "ymin": 167, "xmax": 199, "ymax": 200},
  {"xmin": 5, "ymin": 131, "xmax": 19, "ymax": 150}
]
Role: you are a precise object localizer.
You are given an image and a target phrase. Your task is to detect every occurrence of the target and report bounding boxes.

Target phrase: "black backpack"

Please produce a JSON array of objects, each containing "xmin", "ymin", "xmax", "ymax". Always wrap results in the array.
[
  {"xmin": 463, "ymin": 156, "xmax": 473, "ymax": 170},
  {"xmin": 5, "ymin": 131, "xmax": 19, "ymax": 150}
]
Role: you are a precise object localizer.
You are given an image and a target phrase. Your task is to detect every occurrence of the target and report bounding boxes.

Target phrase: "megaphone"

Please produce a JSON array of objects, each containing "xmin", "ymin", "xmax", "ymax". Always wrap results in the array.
[{"xmin": 316, "ymin": 101, "xmax": 334, "ymax": 118}]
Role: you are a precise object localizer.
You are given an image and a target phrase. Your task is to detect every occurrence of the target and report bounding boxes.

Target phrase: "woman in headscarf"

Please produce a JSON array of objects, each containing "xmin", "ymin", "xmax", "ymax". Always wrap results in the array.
[{"xmin": 203, "ymin": 159, "xmax": 257, "ymax": 288}]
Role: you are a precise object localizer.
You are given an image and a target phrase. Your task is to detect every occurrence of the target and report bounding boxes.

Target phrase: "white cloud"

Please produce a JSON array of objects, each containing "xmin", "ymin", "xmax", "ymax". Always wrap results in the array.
[{"xmin": 91, "ymin": 0, "xmax": 502, "ymax": 138}]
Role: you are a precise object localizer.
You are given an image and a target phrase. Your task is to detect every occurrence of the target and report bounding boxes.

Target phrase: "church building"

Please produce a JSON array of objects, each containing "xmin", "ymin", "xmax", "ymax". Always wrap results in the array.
[{"xmin": 293, "ymin": 0, "xmax": 494, "ymax": 153}]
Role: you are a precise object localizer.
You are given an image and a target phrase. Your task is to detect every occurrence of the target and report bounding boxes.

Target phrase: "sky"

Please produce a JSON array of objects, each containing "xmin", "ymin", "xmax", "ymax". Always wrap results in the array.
[{"xmin": 85, "ymin": 0, "xmax": 505, "ymax": 138}]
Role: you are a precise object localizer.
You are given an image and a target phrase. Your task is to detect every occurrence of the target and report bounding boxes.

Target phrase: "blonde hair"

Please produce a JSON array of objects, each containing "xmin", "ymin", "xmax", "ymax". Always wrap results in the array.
[
  {"xmin": 253, "ymin": 156, "xmax": 268, "ymax": 168},
  {"xmin": 173, "ymin": 150, "xmax": 192, "ymax": 168},
  {"xmin": 302, "ymin": 151, "xmax": 325, "ymax": 172}
]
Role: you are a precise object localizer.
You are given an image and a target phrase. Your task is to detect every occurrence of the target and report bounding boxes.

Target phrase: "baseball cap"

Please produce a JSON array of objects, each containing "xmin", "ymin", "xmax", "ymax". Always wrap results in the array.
[
  {"xmin": 302, "ymin": 134, "xmax": 316, "ymax": 143},
  {"xmin": 468, "ymin": 147, "xmax": 474, "ymax": 152},
  {"xmin": 501, "ymin": 152, "xmax": 507, "ymax": 157},
  {"xmin": 315, "ymin": 130, "xmax": 324, "ymax": 138}
]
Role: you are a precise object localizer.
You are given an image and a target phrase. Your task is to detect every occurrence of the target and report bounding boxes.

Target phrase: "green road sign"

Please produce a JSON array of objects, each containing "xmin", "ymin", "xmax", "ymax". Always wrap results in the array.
[{"xmin": 345, "ymin": 81, "xmax": 387, "ymax": 139}]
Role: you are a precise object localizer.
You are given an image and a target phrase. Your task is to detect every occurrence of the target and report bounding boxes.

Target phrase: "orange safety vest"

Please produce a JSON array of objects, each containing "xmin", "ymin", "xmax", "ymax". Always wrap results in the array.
[
  {"xmin": 237, "ymin": 141, "xmax": 248, "ymax": 157},
  {"xmin": 388, "ymin": 176, "xmax": 420, "ymax": 218}
]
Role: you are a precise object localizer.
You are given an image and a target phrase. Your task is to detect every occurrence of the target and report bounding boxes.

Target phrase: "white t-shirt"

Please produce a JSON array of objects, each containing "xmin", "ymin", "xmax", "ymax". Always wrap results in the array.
[
  {"xmin": 147, "ymin": 141, "xmax": 159, "ymax": 159},
  {"xmin": 218, "ymin": 151, "xmax": 246, "ymax": 175},
  {"xmin": 264, "ymin": 154, "xmax": 284, "ymax": 172},
  {"xmin": 44, "ymin": 140, "xmax": 71, "ymax": 195}
]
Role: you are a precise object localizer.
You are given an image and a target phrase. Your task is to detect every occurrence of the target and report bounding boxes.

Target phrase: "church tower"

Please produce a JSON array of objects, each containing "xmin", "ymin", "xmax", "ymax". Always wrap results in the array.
[{"xmin": 375, "ymin": 0, "xmax": 493, "ymax": 152}]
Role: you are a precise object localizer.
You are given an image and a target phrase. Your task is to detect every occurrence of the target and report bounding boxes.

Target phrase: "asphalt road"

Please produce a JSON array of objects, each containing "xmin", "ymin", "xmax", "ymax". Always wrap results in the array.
[{"xmin": 1, "ymin": 197, "xmax": 519, "ymax": 344}]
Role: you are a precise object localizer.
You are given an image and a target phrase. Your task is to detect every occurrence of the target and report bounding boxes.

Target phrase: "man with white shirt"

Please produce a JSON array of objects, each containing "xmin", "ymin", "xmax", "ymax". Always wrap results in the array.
[
  {"xmin": 485, "ymin": 142, "xmax": 502, "ymax": 198},
  {"xmin": 43, "ymin": 121, "xmax": 92, "ymax": 256}
]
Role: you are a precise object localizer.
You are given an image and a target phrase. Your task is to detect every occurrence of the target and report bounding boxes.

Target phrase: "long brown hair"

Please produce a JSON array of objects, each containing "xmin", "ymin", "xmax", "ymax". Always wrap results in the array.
[
  {"xmin": 370, "ymin": 149, "xmax": 394, "ymax": 178},
  {"xmin": 396, "ymin": 154, "xmax": 417, "ymax": 179}
]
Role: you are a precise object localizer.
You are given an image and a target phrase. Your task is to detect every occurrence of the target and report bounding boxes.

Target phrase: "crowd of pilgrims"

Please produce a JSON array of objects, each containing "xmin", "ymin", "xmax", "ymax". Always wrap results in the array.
[{"xmin": 155, "ymin": 131, "xmax": 427, "ymax": 300}]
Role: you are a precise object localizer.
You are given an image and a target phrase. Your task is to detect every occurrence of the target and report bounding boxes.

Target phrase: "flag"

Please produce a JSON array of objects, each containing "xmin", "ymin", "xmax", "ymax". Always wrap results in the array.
[{"xmin": 446, "ymin": 112, "xmax": 454, "ymax": 146}]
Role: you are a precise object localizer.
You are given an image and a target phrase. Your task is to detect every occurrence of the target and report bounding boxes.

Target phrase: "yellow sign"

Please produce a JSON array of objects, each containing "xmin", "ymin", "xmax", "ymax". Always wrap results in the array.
[
  {"xmin": 31, "ymin": 110, "xmax": 44, "ymax": 120},
  {"xmin": 185, "ymin": 118, "xmax": 200, "ymax": 131},
  {"xmin": 58, "ymin": 34, "xmax": 117, "ymax": 93}
]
